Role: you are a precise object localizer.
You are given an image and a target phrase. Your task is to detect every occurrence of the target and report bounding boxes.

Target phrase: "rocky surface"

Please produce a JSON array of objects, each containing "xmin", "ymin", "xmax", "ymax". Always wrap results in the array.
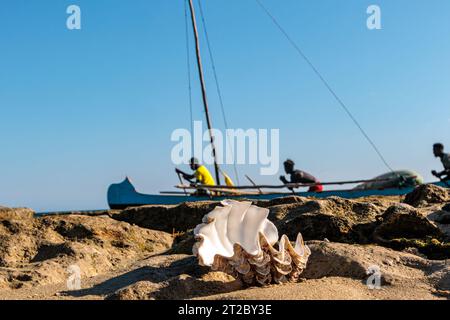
[
  {"xmin": 404, "ymin": 184, "xmax": 449, "ymax": 207},
  {"xmin": 0, "ymin": 212, "xmax": 173, "ymax": 290},
  {"xmin": 0, "ymin": 184, "xmax": 449, "ymax": 300},
  {"xmin": 108, "ymin": 241, "xmax": 450, "ymax": 300},
  {"xmin": 112, "ymin": 202, "xmax": 219, "ymax": 233}
]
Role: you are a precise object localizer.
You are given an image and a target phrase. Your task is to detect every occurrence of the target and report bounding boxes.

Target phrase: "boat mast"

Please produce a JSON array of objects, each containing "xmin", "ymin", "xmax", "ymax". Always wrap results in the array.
[{"xmin": 187, "ymin": 0, "xmax": 221, "ymax": 186}]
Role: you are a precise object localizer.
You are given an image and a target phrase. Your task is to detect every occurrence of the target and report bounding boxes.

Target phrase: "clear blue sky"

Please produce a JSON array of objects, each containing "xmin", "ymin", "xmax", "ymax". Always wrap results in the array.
[{"xmin": 1, "ymin": 0, "xmax": 449, "ymax": 212}]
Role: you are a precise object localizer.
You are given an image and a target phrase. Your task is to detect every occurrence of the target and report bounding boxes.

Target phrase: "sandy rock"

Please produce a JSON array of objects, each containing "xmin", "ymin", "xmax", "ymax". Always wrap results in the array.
[
  {"xmin": 428, "ymin": 264, "xmax": 450, "ymax": 293},
  {"xmin": 107, "ymin": 254, "xmax": 241, "ymax": 300},
  {"xmin": 119, "ymin": 195, "xmax": 448, "ymax": 258},
  {"xmin": 111, "ymin": 196, "xmax": 404, "ymax": 246},
  {"xmin": 275, "ymin": 197, "xmax": 384, "ymax": 243},
  {"xmin": 371, "ymin": 205, "xmax": 449, "ymax": 259},
  {"xmin": 107, "ymin": 281, "xmax": 159, "ymax": 300},
  {"xmin": 112, "ymin": 202, "xmax": 220, "ymax": 233},
  {"xmin": 268, "ymin": 197, "xmax": 447, "ymax": 259},
  {"xmin": 108, "ymin": 242, "xmax": 448, "ymax": 300},
  {"xmin": 303, "ymin": 241, "xmax": 434, "ymax": 285},
  {"xmin": 404, "ymin": 184, "xmax": 449, "ymax": 208},
  {"xmin": 254, "ymin": 196, "xmax": 308, "ymax": 208},
  {"xmin": 0, "ymin": 211, "xmax": 173, "ymax": 289},
  {"xmin": 111, "ymin": 197, "xmax": 318, "ymax": 234},
  {"xmin": 153, "ymin": 273, "xmax": 242, "ymax": 300},
  {"xmin": 0, "ymin": 207, "xmax": 34, "ymax": 221},
  {"xmin": 109, "ymin": 271, "xmax": 242, "ymax": 300},
  {"xmin": 198, "ymin": 276, "xmax": 441, "ymax": 300},
  {"xmin": 374, "ymin": 204, "xmax": 442, "ymax": 241},
  {"xmin": 1, "ymin": 192, "xmax": 449, "ymax": 300},
  {"xmin": 402, "ymin": 247, "xmax": 428, "ymax": 259}
]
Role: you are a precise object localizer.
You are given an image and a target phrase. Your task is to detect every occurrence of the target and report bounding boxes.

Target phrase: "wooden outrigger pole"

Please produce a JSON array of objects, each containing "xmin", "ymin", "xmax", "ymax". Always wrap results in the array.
[
  {"xmin": 187, "ymin": 0, "xmax": 221, "ymax": 185},
  {"xmin": 176, "ymin": 176, "xmax": 415, "ymax": 191}
]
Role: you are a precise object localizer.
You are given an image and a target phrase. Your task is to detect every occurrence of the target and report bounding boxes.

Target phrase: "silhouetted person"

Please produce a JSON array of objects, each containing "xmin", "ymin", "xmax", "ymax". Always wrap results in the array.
[
  {"xmin": 280, "ymin": 159, "xmax": 323, "ymax": 192},
  {"xmin": 432, "ymin": 143, "xmax": 450, "ymax": 181}
]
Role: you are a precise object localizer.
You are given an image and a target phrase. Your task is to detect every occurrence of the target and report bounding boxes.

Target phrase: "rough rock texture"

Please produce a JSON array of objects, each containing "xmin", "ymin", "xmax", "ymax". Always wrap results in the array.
[
  {"xmin": 303, "ymin": 241, "xmax": 445, "ymax": 285},
  {"xmin": 273, "ymin": 197, "xmax": 386, "ymax": 243},
  {"xmin": 109, "ymin": 272, "xmax": 242, "ymax": 300},
  {"xmin": 111, "ymin": 196, "xmax": 398, "ymax": 244},
  {"xmin": 374, "ymin": 204, "xmax": 442, "ymax": 241},
  {"xmin": 111, "ymin": 196, "xmax": 351, "ymax": 233},
  {"xmin": 0, "ymin": 207, "xmax": 34, "ymax": 221},
  {"xmin": 112, "ymin": 202, "xmax": 220, "ymax": 233},
  {"xmin": 105, "ymin": 254, "xmax": 242, "ymax": 300},
  {"xmin": 111, "ymin": 186, "xmax": 449, "ymax": 259},
  {"xmin": 404, "ymin": 184, "xmax": 449, "ymax": 207},
  {"xmin": 106, "ymin": 242, "xmax": 449, "ymax": 300},
  {"xmin": 1, "ymin": 185, "xmax": 449, "ymax": 300},
  {"xmin": 0, "ymin": 209, "xmax": 173, "ymax": 289}
]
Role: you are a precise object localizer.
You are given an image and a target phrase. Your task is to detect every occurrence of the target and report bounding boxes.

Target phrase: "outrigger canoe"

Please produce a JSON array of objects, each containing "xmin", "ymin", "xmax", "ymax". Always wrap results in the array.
[
  {"xmin": 107, "ymin": 177, "xmax": 448, "ymax": 209},
  {"xmin": 107, "ymin": 3, "xmax": 450, "ymax": 210}
]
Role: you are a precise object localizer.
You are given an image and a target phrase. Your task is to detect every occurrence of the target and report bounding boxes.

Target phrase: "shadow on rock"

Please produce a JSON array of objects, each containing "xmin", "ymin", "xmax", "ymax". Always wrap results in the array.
[
  {"xmin": 104, "ymin": 255, "xmax": 242, "ymax": 300},
  {"xmin": 112, "ymin": 202, "xmax": 220, "ymax": 233},
  {"xmin": 63, "ymin": 255, "xmax": 212, "ymax": 298}
]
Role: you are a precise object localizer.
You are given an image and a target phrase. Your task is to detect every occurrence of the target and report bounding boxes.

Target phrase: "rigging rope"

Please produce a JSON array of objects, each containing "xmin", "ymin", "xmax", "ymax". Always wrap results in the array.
[
  {"xmin": 197, "ymin": 0, "xmax": 241, "ymax": 185},
  {"xmin": 255, "ymin": 0, "xmax": 396, "ymax": 174},
  {"xmin": 184, "ymin": 0, "xmax": 194, "ymax": 156}
]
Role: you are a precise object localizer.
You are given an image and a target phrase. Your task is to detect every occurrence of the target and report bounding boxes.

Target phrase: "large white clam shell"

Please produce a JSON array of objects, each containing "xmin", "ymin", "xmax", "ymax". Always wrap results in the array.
[{"xmin": 193, "ymin": 200, "xmax": 311, "ymax": 286}]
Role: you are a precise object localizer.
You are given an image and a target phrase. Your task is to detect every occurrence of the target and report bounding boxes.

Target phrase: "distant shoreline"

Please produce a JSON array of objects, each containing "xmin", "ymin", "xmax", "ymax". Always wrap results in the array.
[{"xmin": 35, "ymin": 209, "xmax": 109, "ymax": 216}]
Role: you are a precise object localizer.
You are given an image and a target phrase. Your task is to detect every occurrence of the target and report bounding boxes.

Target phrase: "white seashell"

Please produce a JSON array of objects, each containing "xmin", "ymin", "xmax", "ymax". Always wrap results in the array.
[{"xmin": 193, "ymin": 200, "xmax": 311, "ymax": 286}]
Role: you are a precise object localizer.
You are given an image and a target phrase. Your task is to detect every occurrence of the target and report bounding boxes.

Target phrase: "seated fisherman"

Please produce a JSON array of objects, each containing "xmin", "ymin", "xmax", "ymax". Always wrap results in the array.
[
  {"xmin": 279, "ymin": 159, "xmax": 323, "ymax": 192},
  {"xmin": 432, "ymin": 143, "xmax": 450, "ymax": 181},
  {"xmin": 176, "ymin": 157, "xmax": 216, "ymax": 194}
]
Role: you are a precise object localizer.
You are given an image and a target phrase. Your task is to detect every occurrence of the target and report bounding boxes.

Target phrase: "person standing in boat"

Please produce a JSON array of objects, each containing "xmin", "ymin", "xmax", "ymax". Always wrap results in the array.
[
  {"xmin": 279, "ymin": 159, "xmax": 323, "ymax": 192},
  {"xmin": 176, "ymin": 157, "xmax": 216, "ymax": 194},
  {"xmin": 432, "ymin": 143, "xmax": 450, "ymax": 181}
]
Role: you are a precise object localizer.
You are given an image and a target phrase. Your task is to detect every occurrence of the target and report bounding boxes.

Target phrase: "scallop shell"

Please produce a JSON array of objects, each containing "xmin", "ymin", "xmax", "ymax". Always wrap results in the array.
[{"xmin": 193, "ymin": 200, "xmax": 311, "ymax": 286}]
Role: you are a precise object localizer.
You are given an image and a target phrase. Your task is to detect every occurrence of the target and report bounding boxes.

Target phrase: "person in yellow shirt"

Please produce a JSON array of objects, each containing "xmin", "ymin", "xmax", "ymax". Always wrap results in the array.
[{"xmin": 176, "ymin": 158, "xmax": 216, "ymax": 193}]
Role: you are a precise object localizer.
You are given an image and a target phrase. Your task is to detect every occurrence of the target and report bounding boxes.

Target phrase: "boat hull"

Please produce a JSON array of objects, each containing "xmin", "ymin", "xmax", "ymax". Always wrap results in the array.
[{"xmin": 107, "ymin": 177, "xmax": 448, "ymax": 209}]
